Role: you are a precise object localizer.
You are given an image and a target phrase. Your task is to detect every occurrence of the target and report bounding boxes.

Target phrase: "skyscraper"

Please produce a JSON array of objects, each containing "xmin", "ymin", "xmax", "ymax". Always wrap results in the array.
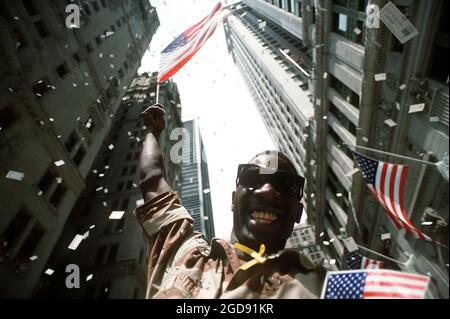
[
  {"xmin": 34, "ymin": 72, "xmax": 182, "ymax": 299},
  {"xmin": 0, "ymin": 0, "xmax": 159, "ymax": 298},
  {"xmin": 180, "ymin": 119, "xmax": 215, "ymax": 241},
  {"xmin": 224, "ymin": 0, "xmax": 448, "ymax": 298}
]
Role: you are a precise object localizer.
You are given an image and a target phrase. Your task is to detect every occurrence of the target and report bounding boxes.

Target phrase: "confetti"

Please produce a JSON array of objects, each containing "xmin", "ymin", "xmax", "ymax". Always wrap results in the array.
[
  {"xmin": 362, "ymin": 136, "xmax": 369, "ymax": 143},
  {"xmin": 374, "ymin": 73, "xmax": 387, "ymax": 81},
  {"xmin": 395, "ymin": 102, "xmax": 400, "ymax": 110},
  {"xmin": 323, "ymin": 241, "xmax": 330, "ymax": 246},
  {"xmin": 98, "ymin": 173, "xmax": 104, "ymax": 177},
  {"xmin": 56, "ymin": 177, "xmax": 62, "ymax": 184},
  {"xmin": 72, "ymin": 83, "xmax": 77, "ymax": 87},
  {"xmin": 86, "ymin": 274, "xmax": 93, "ymax": 281},
  {"xmin": 136, "ymin": 199, "xmax": 144, "ymax": 206},
  {"xmin": 105, "ymin": 31, "xmax": 114, "ymax": 37},
  {"xmin": 336, "ymin": 193, "xmax": 343, "ymax": 197},
  {"xmin": 399, "ymin": 83, "xmax": 407, "ymax": 90},
  {"xmin": 421, "ymin": 221, "xmax": 433, "ymax": 226},
  {"xmin": 109, "ymin": 54, "xmax": 114, "ymax": 58},
  {"xmin": 68, "ymin": 234, "xmax": 84, "ymax": 250},
  {"xmin": 89, "ymin": 225, "xmax": 96, "ymax": 229},
  {"xmin": 323, "ymin": 115, "xmax": 327, "ymax": 120},
  {"xmin": 102, "ymin": 201, "xmax": 108, "ymax": 207},
  {"xmin": 104, "ymin": 188, "xmax": 109, "ymax": 194},
  {"xmin": 49, "ymin": 118, "xmax": 54, "ymax": 122},
  {"xmin": 104, "ymin": 165, "xmax": 110, "ymax": 170},
  {"xmin": 345, "ymin": 168, "xmax": 360, "ymax": 177},
  {"xmin": 384, "ymin": 119, "xmax": 397, "ymax": 127},
  {"xmin": 323, "ymin": 72, "xmax": 328, "ymax": 79},
  {"xmin": 29, "ymin": 255, "xmax": 38, "ymax": 261},
  {"xmin": 319, "ymin": 232, "xmax": 324, "ymax": 237},
  {"xmin": 108, "ymin": 144, "xmax": 114, "ymax": 150},
  {"xmin": 92, "ymin": 169, "xmax": 98, "ymax": 174},
  {"xmin": 429, "ymin": 116, "xmax": 440, "ymax": 122},
  {"xmin": 329, "ymin": 259, "xmax": 336, "ymax": 265},
  {"xmin": 82, "ymin": 231, "xmax": 89, "ymax": 240},
  {"xmin": 6, "ymin": 170, "xmax": 25, "ymax": 181},
  {"xmin": 54, "ymin": 160, "xmax": 65, "ymax": 167},
  {"xmin": 99, "ymin": 53, "xmax": 103, "ymax": 58},
  {"xmin": 109, "ymin": 211, "xmax": 125, "ymax": 219},
  {"xmin": 203, "ymin": 188, "xmax": 210, "ymax": 194},
  {"xmin": 353, "ymin": 27, "xmax": 361, "ymax": 35},
  {"xmin": 45, "ymin": 269, "xmax": 54, "ymax": 276},
  {"xmin": 381, "ymin": 233, "xmax": 391, "ymax": 240},
  {"xmin": 96, "ymin": 187, "xmax": 103, "ymax": 192},
  {"xmin": 37, "ymin": 190, "xmax": 43, "ymax": 196},
  {"xmin": 409, "ymin": 103, "xmax": 425, "ymax": 114},
  {"xmin": 343, "ymin": 237, "xmax": 358, "ymax": 252}
]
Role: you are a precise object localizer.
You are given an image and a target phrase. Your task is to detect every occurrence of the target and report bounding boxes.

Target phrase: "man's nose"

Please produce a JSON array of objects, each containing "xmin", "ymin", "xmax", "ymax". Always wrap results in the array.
[{"xmin": 254, "ymin": 182, "xmax": 281, "ymax": 199}]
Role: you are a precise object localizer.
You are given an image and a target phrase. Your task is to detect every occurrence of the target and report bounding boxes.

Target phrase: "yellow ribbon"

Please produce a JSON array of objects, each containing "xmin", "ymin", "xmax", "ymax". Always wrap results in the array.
[{"xmin": 233, "ymin": 243, "xmax": 267, "ymax": 271}]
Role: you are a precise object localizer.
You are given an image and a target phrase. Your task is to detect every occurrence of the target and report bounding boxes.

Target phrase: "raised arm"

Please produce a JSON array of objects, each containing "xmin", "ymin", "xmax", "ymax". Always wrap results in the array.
[{"xmin": 139, "ymin": 104, "xmax": 172, "ymax": 202}]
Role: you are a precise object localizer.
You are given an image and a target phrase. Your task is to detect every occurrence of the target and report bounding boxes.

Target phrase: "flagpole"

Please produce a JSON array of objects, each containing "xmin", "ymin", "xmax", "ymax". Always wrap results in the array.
[
  {"xmin": 356, "ymin": 244, "xmax": 410, "ymax": 265},
  {"xmin": 346, "ymin": 143, "xmax": 437, "ymax": 166},
  {"xmin": 155, "ymin": 81, "xmax": 160, "ymax": 105}
]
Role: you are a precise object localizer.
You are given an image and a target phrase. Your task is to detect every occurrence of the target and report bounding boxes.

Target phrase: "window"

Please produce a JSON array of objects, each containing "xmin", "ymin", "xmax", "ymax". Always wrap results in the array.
[
  {"xmin": 73, "ymin": 52, "xmax": 82, "ymax": 65},
  {"xmin": 0, "ymin": 104, "xmax": 19, "ymax": 131},
  {"xmin": 94, "ymin": 245, "xmax": 107, "ymax": 265},
  {"xmin": 85, "ymin": 43, "xmax": 94, "ymax": 53},
  {"xmin": 107, "ymin": 244, "xmax": 119, "ymax": 263},
  {"xmin": 33, "ymin": 78, "xmax": 51, "ymax": 97},
  {"xmin": 126, "ymin": 181, "xmax": 133, "ymax": 190},
  {"xmin": 130, "ymin": 165, "xmax": 137, "ymax": 175},
  {"xmin": 115, "ymin": 218, "xmax": 125, "ymax": 232},
  {"xmin": 138, "ymin": 248, "xmax": 144, "ymax": 265},
  {"xmin": 427, "ymin": 1, "xmax": 448, "ymax": 82},
  {"xmin": 118, "ymin": 68, "xmax": 124, "ymax": 78},
  {"xmin": 56, "ymin": 63, "xmax": 70, "ymax": 79},
  {"xmin": 116, "ymin": 182, "xmax": 124, "ymax": 191},
  {"xmin": 64, "ymin": 132, "xmax": 78, "ymax": 153},
  {"xmin": 117, "ymin": 20, "xmax": 121, "ymax": 28},
  {"xmin": 22, "ymin": 0, "xmax": 39, "ymax": 16},
  {"xmin": 49, "ymin": 183, "xmax": 66, "ymax": 208},
  {"xmin": 95, "ymin": 35, "xmax": 103, "ymax": 45},
  {"xmin": 126, "ymin": 153, "xmax": 132, "ymax": 161},
  {"xmin": 34, "ymin": 20, "xmax": 50, "ymax": 38},
  {"xmin": 1, "ymin": 208, "xmax": 31, "ymax": 252},
  {"xmin": 110, "ymin": 25, "xmax": 116, "ymax": 32},
  {"xmin": 121, "ymin": 198, "xmax": 129, "ymax": 210},
  {"xmin": 83, "ymin": 4, "xmax": 92, "ymax": 15},
  {"xmin": 101, "ymin": 0, "xmax": 107, "ymax": 8},
  {"xmin": 92, "ymin": 1, "xmax": 100, "ymax": 11},
  {"xmin": 73, "ymin": 146, "xmax": 86, "ymax": 166},
  {"xmin": 17, "ymin": 222, "xmax": 44, "ymax": 260},
  {"xmin": 37, "ymin": 166, "xmax": 56, "ymax": 194},
  {"xmin": 13, "ymin": 28, "xmax": 27, "ymax": 49},
  {"xmin": 133, "ymin": 152, "xmax": 140, "ymax": 160},
  {"xmin": 121, "ymin": 167, "xmax": 128, "ymax": 176},
  {"xmin": 123, "ymin": 61, "xmax": 129, "ymax": 70}
]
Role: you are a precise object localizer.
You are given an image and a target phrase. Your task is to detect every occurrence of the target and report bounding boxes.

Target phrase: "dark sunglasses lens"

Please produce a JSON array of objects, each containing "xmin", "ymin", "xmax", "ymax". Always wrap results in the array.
[{"xmin": 238, "ymin": 166, "xmax": 260, "ymax": 187}]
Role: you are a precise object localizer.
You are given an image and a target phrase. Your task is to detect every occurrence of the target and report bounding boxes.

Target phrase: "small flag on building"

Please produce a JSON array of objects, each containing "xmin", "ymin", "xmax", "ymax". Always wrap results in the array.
[
  {"xmin": 321, "ymin": 269, "xmax": 430, "ymax": 299},
  {"xmin": 351, "ymin": 150, "xmax": 440, "ymax": 245},
  {"xmin": 346, "ymin": 251, "xmax": 384, "ymax": 270},
  {"xmin": 158, "ymin": 2, "xmax": 227, "ymax": 83}
]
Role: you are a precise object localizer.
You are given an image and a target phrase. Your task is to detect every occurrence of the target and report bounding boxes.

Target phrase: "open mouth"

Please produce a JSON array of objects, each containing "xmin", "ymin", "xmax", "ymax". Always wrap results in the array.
[{"xmin": 250, "ymin": 211, "xmax": 279, "ymax": 224}]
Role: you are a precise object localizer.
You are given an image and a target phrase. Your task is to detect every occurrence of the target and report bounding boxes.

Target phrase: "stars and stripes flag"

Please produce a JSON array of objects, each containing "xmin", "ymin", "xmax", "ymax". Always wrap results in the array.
[
  {"xmin": 157, "ymin": 2, "xmax": 227, "ymax": 83},
  {"xmin": 346, "ymin": 251, "xmax": 384, "ymax": 270},
  {"xmin": 321, "ymin": 269, "xmax": 430, "ymax": 299},
  {"xmin": 351, "ymin": 150, "xmax": 439, "ymax": 245}
]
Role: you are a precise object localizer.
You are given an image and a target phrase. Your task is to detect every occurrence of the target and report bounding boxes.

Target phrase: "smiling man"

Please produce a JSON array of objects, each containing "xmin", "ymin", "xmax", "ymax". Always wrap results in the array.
[{"xmin": 135, "ymin": 104, "xmax": 324, "ymax": 299}]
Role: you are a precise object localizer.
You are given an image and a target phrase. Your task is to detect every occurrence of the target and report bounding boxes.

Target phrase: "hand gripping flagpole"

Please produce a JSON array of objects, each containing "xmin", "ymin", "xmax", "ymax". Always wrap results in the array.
[{"xmin": 155, "ymin": 80, "xmax": 160, "ymax": 105}]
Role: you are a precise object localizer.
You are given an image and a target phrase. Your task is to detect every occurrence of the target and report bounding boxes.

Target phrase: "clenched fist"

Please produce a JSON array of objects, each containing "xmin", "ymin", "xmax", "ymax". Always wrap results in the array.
[{"xmin": 142, "ymin": 103, "xmax": 166, "ymax": 137}]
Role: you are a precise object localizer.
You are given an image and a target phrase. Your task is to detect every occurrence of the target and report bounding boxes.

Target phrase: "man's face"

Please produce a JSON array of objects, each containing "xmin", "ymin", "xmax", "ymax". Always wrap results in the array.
[{"xmin": 232, "ymin": 153, "xmax": 303, "ymax": 253}]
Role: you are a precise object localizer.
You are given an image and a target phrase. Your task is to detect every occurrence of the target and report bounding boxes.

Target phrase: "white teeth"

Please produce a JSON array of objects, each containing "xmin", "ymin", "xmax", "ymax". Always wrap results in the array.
[{"xmin": 250, "ymin": 211, "xmax": 278, "ymax": 223}]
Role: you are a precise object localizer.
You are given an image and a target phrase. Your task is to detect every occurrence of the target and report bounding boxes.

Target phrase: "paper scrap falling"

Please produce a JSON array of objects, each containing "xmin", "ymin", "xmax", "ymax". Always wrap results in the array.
[
  {"xmin": 399, "ymin": 83, "xmax": 407, "ymax": 90},
  {"xmin": 362, "ymin": 136, "xmax": 369, "ymax": 143},
  {"xmin": 409, "ymin": 103, "xmax": 425, "ymax": 114},
  {"xmin": 336, "ymin": 193, "xmax": 343, "ymax": 197},
  {"xmin": 56, "ymin": 177, "xmax": 62, "ymax": 184},
  {"xmin": 29, "ymin": 255, "xmax": 38, "ymax": 261},
  {"xmin": 108, "ymin": 144, "xmax": 114, "ymax": 150},
  {"xmin": 429, "ymin": 116, "xmax": 440, "ymax": 122},
  {"xmin": 136, "ymin": 199, "xmax": 144, "ymax": 206},
  {"xmin": 203, "ymin": 188, "xmax": 210, "ymax": 194},
  {"xmin": 45, "ymin": 269, "xmax": 54, "ymax": 275},
  {"xmin": 319, "ymin": 232, "xmax": 324, "ymax": 237},
  {"xmin": 384, "ymin": 119, "xmax": 397, "ymax": 127},
  {"xmin": 109, "ymin": 211, "xmax": 125, "ymax": 219},
  {"xmin": 54, "ymin": 160, "xmax": 65, "ymax": 167},
  {"xmin": 89, "ymin": 225, "xmax": 95, "ymax": 229},
  {"xmin": 374, "ymin": 73, "xmax": 387, "ymax": 81},
  {"xmin": 82, "ymin": 231, "xmax": 89, "ymax": 240},
  {"xmin": 6, "ymin": 170, "xmax": 25, "ymax": 181},
  {"xmin": 353, "ymin": 27, "xmax": 361, "ymax": 35},
  {"xmin": 86, "ymin": 274, "xmax": 93, "ymax": 281},
  {"xmin": 68, "ymin": 234, "xmax": 84, "ymax": 250},
  {"xmin": 421, "ymin": 221, "xmax": 433, "ymax": 226},
  {"xmin": 381, "ymin": 233, "xmax": 391, "ymax": 240},
  {"xmin": 329, "ymin": 259, "xmax": 336, "ymax": 265},
  {"xmin": 380, "ymin": 1, "xmax": 419, "ymax": 44},
  {"xmin": 342, "ymin": 237, "xmax": 358, "ymax": 252}
]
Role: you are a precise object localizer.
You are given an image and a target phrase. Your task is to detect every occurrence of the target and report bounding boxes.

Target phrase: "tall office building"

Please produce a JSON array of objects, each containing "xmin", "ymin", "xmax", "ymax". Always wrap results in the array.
[
  {"xmin": 180, "ymin": 119, "xmax": 215, "ymax": 241},
  {"xmin": 34, "ymin": 72, "xmax": 182, "ymax": 299},
  {"xmin": 0, "ymin": 0, "xmax": 159, "ymax": 298},
  {"xmin": 224, "ymin": 0, "xmax": 448, "ymax": 298}
]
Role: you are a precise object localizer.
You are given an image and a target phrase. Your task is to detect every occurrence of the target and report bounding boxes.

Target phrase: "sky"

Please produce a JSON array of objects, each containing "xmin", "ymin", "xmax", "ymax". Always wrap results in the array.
[{"xmin": 138, "ymin": 0, "xmax": 275, "ymax": 239}]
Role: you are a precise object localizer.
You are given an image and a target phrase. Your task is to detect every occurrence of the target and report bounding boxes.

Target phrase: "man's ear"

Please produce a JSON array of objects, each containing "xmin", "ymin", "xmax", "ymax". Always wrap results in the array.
[{"xmin": 296, "ymin": 203, "xmax": 303, "ymax": 223}]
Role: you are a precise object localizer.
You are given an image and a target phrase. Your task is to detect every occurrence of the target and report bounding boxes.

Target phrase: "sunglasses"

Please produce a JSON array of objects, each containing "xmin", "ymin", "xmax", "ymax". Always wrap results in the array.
[{"xmin": 236, "ymin": 164, "xmax": 305, "ymax": 198}]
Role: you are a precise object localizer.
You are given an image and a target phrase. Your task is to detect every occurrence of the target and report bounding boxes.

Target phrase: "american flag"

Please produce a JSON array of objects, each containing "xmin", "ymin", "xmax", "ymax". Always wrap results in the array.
[
  {"xmin": 352, "ymin": 150, "xmax": 437, "ymax": 244},
  {"xmin": 346, "ymin": 251, "xmax": 384, "ymax": 270},
  {"xmin": 322, "ymin": 269, "xmax": 430, "ymax": 299},
  {"xmin": 158, "ymin": 2, "xmax": 226, "ymax": 83}
]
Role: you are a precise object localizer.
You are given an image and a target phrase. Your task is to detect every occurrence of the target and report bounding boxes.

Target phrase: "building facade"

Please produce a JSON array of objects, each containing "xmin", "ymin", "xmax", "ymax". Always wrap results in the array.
[
  {"xmin": 224, "ymin": 0, "xmax": 448, "ymax": 298},
  {"xmin": 34, "ymin": 72, "xmax": 182, "ymax": 299},
  {"xmin": 0, "ymin": 0, "xmax": 159, "ymax": 298},
  {"xmin": 180, "ymin": 119, "xmax": 215, "ymax": 241}
]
